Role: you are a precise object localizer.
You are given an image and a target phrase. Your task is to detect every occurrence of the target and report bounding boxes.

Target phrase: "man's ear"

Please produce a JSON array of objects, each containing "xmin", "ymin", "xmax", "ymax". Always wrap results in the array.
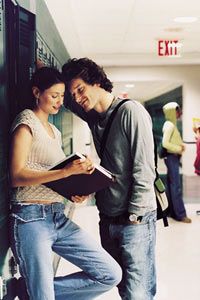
[{"xmin": 32, "ymin": 87, "xmax": 40, "ymax": 99}]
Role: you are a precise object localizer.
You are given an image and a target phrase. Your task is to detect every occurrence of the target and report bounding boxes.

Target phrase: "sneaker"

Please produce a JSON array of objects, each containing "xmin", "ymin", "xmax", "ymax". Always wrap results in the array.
[
  {"xmin": 180, "ymin": 217, "xmax": 192, "ymax": 223},
  {"xmin": 16, "ymin": 277, "xmax": 29, "ymax": 300}
]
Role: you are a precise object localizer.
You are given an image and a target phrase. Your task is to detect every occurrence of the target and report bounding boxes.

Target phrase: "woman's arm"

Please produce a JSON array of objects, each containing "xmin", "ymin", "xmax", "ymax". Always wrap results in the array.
[{"xmin": 9, "ymin": 125, "xmax": 94, "ymax": 187}]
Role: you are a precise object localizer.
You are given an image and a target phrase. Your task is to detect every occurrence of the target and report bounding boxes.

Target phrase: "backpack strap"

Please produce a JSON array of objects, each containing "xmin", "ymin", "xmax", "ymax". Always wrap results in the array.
[
  {"xmin": 100, "ymin": 99, "xmax": 131, "ymax": 158},
  {"xmin": 153, "ymin": 136, "xmax": 159, "ymax": 179}
]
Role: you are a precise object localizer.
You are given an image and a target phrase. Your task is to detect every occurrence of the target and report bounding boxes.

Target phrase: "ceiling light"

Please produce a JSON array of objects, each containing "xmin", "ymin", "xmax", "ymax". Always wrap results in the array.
[
  {"xmin": 164, "ymin": 27, "xmax": 183, "ymax": 32},
  {"xmin": 174, "ymin": 16, "xmax": 198, "ymax": 23},
  {"xmin": 125, "ymin": 83, "xmax": 135, "ymax": 88}
]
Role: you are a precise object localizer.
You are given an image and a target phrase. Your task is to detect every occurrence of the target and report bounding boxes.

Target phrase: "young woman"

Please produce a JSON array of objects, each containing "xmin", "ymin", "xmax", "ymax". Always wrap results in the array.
[
  {"xmin": 193, "ymin": 126, "xmax": 200, "ymax": 215},
  {"xmin": 9, "ymin": 67, "xmax": 121, "ymax": 300},
  {"xmin": 193, "ymin": 126, "xmax": 200, "ymax": 175}
]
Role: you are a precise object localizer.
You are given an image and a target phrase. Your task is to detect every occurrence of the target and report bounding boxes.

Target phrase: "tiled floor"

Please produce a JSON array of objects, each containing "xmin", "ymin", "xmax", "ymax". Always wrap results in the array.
[{"xmin": 56, "ymin": 203, "xmax": 200, "ymax": 300}]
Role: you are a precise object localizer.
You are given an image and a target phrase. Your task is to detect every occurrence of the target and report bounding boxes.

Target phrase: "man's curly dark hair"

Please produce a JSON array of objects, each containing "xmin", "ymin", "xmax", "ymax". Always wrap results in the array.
[{"xmin": 62, "ymin": 58, "xmax": 113, "ymax": 93}]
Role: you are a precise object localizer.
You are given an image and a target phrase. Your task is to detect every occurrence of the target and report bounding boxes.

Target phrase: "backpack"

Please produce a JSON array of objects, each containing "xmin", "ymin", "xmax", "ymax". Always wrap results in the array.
[
  {"xmin": 158, "ymin": 143, "xmax": 168, "ymax": 159},
  {"xmin": 100, "ymin": 99, "xmax": 169, "ymax": 226},
  {"xmin": 154, "ymin": 138, "xmax": 169, "ymax": 226}
]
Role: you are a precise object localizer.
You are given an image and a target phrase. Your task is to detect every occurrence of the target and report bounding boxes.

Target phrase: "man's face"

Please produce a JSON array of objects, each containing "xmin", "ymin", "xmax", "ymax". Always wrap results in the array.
[{"xmin": 70, "ymin": 78, "xmax": 100, "ymax": 112}]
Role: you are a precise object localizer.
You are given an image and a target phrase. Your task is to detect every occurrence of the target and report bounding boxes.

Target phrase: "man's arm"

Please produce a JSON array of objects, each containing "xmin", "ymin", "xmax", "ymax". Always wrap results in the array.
[{"xmin": 123, "ymin": 102, "xmax": 156, "ymax": 214}]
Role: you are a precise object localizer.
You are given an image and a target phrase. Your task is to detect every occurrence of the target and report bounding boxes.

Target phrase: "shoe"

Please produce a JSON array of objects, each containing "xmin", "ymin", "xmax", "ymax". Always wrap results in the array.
[
  {"xmin": 180, "ymin": 217, "xmax": 192, "ymax": 223},
  {"xmin": 16, "ymin": 277, "xmax": 29, "ymax": 300}
]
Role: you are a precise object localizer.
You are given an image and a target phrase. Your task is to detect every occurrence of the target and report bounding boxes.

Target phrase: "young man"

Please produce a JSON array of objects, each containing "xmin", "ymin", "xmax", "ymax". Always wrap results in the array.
[{"xmin": 62, "ymin": 58, "xmax": 157, "ymax": 300}]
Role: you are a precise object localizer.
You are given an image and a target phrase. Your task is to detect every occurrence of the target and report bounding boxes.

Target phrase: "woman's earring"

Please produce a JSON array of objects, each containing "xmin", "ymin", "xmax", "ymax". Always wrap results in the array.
[{"xmin": 36, "ymin": 98, "xmax": 39, "ymax": 107}]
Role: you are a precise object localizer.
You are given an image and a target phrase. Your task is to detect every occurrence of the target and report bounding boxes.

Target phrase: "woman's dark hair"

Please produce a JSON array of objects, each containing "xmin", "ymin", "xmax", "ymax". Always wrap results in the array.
[
  {"xmin": 29, "ymin": 67, "xmax": 65, "ymax": 109},
  {"xmin": 62, "ymin": 58, "xmax": 113, "ymax": 93}
]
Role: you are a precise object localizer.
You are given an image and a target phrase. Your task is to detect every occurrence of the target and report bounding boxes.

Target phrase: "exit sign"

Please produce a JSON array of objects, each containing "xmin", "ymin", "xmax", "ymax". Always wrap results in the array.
[{"xmin": 158, "ymin": 40, "xmax": 182, "ymax": 57}]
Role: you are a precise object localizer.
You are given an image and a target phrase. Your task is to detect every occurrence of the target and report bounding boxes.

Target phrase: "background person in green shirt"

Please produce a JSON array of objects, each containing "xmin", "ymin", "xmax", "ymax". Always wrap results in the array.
[{"xmin": 162, "ymin": 102, "xmax": 191, "ymax": 223}]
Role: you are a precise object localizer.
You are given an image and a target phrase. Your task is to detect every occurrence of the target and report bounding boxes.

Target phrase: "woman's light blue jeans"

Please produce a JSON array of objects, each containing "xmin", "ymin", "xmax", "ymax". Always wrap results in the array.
[
  {"xmin": 99, "ymin": 210, "xmax": 157, "ymax": 300},
  {"xmin": 9, "ymin": 202, "xmax": 122, "ymax": 300}
]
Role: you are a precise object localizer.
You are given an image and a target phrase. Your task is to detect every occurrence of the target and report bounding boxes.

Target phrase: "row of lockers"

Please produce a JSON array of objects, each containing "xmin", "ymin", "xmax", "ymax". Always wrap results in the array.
[{"xmin": 0, "ymin": 0, "xmax": 72, "ymax": 297}]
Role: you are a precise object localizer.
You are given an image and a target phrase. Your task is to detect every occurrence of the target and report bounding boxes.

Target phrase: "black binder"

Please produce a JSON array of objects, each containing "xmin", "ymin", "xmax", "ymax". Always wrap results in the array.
[{"xmin": 44, "ymin": 152, "xmax": 115, "ymax": 199}]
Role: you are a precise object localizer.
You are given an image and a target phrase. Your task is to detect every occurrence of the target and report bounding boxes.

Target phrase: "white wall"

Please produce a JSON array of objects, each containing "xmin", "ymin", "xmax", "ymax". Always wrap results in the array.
[
  {"xmin": 72, "ymin": 115, "xmax": 91, "ymax": 155},
  {"xmin": 105, "ymin": 65, "xmax": 200, "ymax": 176},
  {"xmin": 72, "ymin": 114, "xmax": 100, "ymax": 164}
]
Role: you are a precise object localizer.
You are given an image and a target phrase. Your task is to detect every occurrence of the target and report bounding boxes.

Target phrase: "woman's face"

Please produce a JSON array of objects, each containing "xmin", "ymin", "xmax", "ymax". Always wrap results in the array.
[{"xmin": 35, "ymin": 83, "xmax": 65, "ymax": 114}]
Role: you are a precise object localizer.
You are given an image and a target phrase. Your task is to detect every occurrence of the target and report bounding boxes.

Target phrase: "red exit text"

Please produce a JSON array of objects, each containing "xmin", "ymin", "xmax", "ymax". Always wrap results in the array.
[{"xmin": 158, "ymin": 40, "xmax": 181, "ymax": 56}]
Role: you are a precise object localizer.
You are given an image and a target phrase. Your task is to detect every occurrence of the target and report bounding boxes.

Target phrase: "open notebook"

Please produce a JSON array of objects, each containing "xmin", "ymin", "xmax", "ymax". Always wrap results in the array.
[{"xmin": 44, "ymin": 152, "xmax": 115, "ymax": 200}]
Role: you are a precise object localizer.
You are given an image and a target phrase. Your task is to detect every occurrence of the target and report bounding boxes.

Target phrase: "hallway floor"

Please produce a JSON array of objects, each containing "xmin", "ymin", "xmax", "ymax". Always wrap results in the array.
[{"xmin": 56, "ymin": 203, "xmax": 200, "ymax": 300}]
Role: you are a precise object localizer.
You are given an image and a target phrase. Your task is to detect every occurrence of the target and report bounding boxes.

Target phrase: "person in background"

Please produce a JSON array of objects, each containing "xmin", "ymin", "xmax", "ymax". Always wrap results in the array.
[
  {"xmin": 193, "ymin": 126, "xmax": 200, "ymax": 176},
  {"xmin": 193, "ymin": 125, "xmax": 200, "ymax": 214},
  {"xmin": 162, "ymin": 102, "xmax": 191, "ymax": 223},
  {"xmin": 9, "ymin": 67, "xmax": 122, "ymax": 300},
  {"xmin": 62, "ymin": 58, "xmax": 157, "ymax": 300}
]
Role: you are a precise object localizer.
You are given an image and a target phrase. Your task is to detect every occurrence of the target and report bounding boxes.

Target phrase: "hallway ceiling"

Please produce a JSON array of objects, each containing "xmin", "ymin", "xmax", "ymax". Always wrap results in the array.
[
  {"xmin": 44, "ymin": 0, "xmax": 200, "ymax": 66},
  {"xmin": 44, "ymin": 0, "xmax": 200, "ymax": 100}
]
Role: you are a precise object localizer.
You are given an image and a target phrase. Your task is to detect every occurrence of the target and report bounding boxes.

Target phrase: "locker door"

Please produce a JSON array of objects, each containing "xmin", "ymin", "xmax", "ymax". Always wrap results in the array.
[
  {"xmin": 0, "ymin": 0, "xmax": 10, "ymax": 279},
  {"xmin": 0, "ymin": 0, "xmax": 13, "ymax": 298},
  {"xmin": 5, "ymin": 0, "xmax": 36, "ymax": 122},
  {"xmin": 0, "ymin": 1, "xmax": 36, "ymax": 298}
]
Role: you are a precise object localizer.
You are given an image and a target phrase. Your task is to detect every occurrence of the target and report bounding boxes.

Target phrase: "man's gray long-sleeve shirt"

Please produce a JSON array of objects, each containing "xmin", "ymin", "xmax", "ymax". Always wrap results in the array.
[{"xmin": 66, "ymin": 97, "xmax": 156, "ymax": 217}]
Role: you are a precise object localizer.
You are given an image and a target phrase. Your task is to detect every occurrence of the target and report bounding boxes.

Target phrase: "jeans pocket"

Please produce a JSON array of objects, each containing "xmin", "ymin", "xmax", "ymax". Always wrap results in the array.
[{"xmin": 10, "ymin": 204, "xmax": 45, "ymax": 223}]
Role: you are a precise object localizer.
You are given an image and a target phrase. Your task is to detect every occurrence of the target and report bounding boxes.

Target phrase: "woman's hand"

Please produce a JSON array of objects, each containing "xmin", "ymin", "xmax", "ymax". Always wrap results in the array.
[
  {"xmin": 71, "ymin": 195, "xmax": 89, "ymax": 203},
  {"xmin": 63, "ymin": 156, "xmax": 95, "ymax": 177}
]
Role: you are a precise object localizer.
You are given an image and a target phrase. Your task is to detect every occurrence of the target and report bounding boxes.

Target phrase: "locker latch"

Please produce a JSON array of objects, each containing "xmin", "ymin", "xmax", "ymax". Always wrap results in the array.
[{"xmin": 0, "ymin": 277, "xmax": 7, "ymax": 300}]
